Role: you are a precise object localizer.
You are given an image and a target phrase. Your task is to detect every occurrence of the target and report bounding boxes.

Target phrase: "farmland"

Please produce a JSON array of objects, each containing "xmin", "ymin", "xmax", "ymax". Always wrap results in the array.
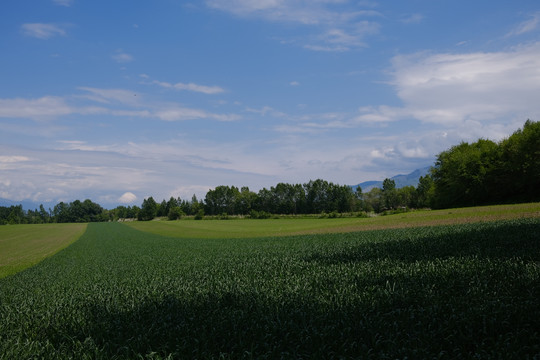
[
  {"xmin": 0, "ymin": 214, "xmax": 539, "ymax": 358},
  {"xmin": 0, "ymin": 223, "xmax": 87, "ymax": 278}
]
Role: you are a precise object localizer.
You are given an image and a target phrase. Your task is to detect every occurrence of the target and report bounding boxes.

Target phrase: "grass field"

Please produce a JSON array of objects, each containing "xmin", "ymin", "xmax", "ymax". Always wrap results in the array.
[
  {"xmin": 0, "ymin": 217, "xmax": 539, "ymax": 358},
  {"xmin": 126, "ymin": 202, "xmax": 540, "ymax": 239},
  {"xmin": 0, "ymin": 223, "xmax": 87, "ymax": 278}
]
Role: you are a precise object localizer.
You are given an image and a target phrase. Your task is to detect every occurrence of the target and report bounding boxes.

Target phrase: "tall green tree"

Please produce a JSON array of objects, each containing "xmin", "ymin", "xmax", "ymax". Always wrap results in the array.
[
  {"xmin": 382, "ymin": 178, "xmax": 398, "ymax": 209},
  {"xmin": 416, "ymin": 175, "xmax": 434, "ymax": 208},
  {"xmin": 139, "ymin": 197, "xmax": 158, "ymax": 221},
  {"xmin": 431, "ymin": 139, "xmax": 499, "ymax": 208},
  {"xmin": 498, "ymin": 119, "xmax": 540, "ymax": 201}
]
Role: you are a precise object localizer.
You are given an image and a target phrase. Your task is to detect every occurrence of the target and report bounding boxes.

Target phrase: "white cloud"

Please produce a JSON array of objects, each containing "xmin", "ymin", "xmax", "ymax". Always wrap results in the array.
[
  {"xmin": 338, "ymin": 42, "xmax": 540, "ymax": 128},
  {"xmin": 112, "ymin": 50, "xmax": 134, "ymax": 63},
  {"xmin": 21, "ymin": 23, "xmax": 66, "ymax": 39},
  {"xmin": 506, "ymin": 12, "xmax": 540, "ymax": 37},
  {"xmin": 0, "ymin": 156, "xmax": 31, "ymax": 163},
  {"xmin": 389, "ymin": 42, "xmax": 540, "ymax": 124},
  {"xmin": 289, "ymin": 81, "xmax": 300, "ymax": 86},
  {"xmin": 118, "ymin": 192, "xmax": 137, "ymax": 204},
  {"xmin": 153, "ymin": 80, "xmax": 225, "ymax": 94},
  {"xmin": 0, "ymin": 96, "xmax": 73, "ymax": 119}
]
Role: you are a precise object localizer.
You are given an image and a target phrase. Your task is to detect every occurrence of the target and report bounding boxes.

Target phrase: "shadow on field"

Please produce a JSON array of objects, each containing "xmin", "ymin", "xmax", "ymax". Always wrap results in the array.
[
  {"xmin": 304, "ymin": 218, "xmax": 540, "ymax": 264},
  {"xmin": 57, "ymin": 279, "xmax": 539, "ymax": 359},
  {"xmin": 67, "ymin": 293, "xmax": 379, "ymax": 358}
]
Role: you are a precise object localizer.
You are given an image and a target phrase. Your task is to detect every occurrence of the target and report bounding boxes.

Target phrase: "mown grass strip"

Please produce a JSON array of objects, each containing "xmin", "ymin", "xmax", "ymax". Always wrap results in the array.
[
  {"xmin": 0, "ymin": 219, "xmax": 538, "ymax": 358},
  {"xmin": 0, "ymin": 223, "xmax": 87, "ymax": 278},
  {"xmin": 126, "ymin": 202, "xmax": 540, "ymax": 239}
]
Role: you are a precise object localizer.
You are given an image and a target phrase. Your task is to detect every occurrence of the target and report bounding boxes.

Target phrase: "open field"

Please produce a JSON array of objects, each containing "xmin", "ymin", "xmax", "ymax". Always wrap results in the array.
[
  {"xmin": 126, "ymin": 202, "xmax": 540, "ymax": 239},
  {"xmin": 0, "ymin": 223, "xmax": 87, "ymax": 279},
  {"xmin": 0, "ymin": 218, "xmax": 539, "ymax": 358}
]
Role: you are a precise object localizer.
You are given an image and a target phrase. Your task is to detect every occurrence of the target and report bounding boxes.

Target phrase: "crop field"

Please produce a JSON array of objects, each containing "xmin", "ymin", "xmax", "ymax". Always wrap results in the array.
[
  {"xmin": 0, "ymin": 217, "xmax": 539, "ymax": 359},
  {"xmin": 0, "ymin": 223, "xmax": 87, "ymax": 278},
  {"xmin": 127, "ymin": 202, "xmax": 540, "ymax": 239}
]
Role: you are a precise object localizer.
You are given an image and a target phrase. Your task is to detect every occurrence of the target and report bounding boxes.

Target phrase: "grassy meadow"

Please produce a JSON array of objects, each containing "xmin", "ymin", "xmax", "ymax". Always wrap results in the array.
[
  {"xmin": 126, "ymin": 202, "xmax": 540, "ymax": 239},
  {"xmin": 0, "ymin": 208, "xmax": 539, "ymax": 358},
  {"xmin": 0, "ymin": 223, "xmax": 87, "ymax": 278}
]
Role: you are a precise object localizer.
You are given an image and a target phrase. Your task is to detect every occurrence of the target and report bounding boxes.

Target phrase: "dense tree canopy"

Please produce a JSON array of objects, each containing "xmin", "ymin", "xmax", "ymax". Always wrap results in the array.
[{"xmin": 431, "ymin": 120, "xmax": 540, "ymax": 208}]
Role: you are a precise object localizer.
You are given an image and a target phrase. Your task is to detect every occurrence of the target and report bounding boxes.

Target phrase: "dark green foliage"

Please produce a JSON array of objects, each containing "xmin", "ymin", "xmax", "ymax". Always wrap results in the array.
[
  {"xmin": 53, "ymin": 199, "xmax": 107, "ymax": 223},
  {"xmin": 111, "ymin": 205, "xmax": 139, "ymax": 220},
  {"xmin": 382, "ymin": 178, "xmax": 398, "ymax": 209},
  {"xmin": 194, "ymin": 209, "xmax": 205, "ymax": 220},
  {"xmin": 432, "ymin": 120, "xmax": 540, "ymax": 208},
  {"xmin": 249, "ymin": 210, "xmax": 272, "ymax": 219},
  {"xmin": 204, "ymin": 180, "xmax": 357, "ymax": 216},
  {"xmin": 416, "ymin": 175, "xmax": 435, "ymax": 208},
  {"xmin": 498, "ymin": 119, "xmax": 540, "ymax": 201},
  {"xmin": 1, "ymin": 219, "xmax": 539, "ymax": 358},
  {"xmin": 205, "ymin": 185, "xmax": 241, "ymax": 215},
  {"xmin": 1, "ymin": 200, "xmax": 109, "ymax": 225},
  {"xmin": 167, "ymin": 206, "xmax": 183, "ymax": 220},
  {"xmin": 138, "ymin": 197, "xmax": 158, "ymax": 221}
]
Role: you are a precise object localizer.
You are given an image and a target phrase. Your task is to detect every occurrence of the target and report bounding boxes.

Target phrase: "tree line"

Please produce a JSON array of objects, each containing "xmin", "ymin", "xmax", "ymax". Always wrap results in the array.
[
  {"xmin": 0, "ymin": 199, "xmax": 107, "ymax": 225},
  {"xmin": 1, "ymin": 120, "xmax": 538, "ymax": 224}
]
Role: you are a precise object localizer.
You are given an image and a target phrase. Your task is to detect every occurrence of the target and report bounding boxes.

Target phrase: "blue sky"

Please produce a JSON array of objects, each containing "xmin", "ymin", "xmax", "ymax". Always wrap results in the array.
[{"xmin": 1, "ymin": 0, "xmax": 540, "ymax": 208}]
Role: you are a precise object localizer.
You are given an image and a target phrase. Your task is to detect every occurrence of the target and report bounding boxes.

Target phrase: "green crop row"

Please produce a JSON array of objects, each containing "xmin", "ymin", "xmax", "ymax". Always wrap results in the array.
[{"xmin": 0, "ymin": 219, "xmax": 539, "ymax": 359}]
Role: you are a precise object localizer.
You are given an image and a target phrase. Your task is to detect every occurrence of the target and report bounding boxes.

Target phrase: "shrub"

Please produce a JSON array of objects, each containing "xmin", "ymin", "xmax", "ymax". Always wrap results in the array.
[
  {"xmin": 167, "ymin": 207, "xmax": 184, "ymax": 221},
  {"xmin": 194, "ymin": 209, "xmax": 205, "ymax": 220},
  {"xmin": 249, "ymin": 210, "xmax": 272, "ymax": 219}
]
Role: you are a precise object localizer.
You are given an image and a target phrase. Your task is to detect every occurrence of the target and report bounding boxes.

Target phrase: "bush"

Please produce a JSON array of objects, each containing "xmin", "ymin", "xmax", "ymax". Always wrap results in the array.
[
  {"xmin": 194, "ymin": 209, "xmax": 205, "ymax": 220},
  {"xmin": 167, "ymin": 207, "xmax": 184, "ymax": 221},
  {"xmin": 328, "ymin": 211, "xmax": 340, "ymax": 218},
  {"xmin": 249, "ymin": 210, "xmax": 272, "ymax": 219},
  {"xmin": 355, "ymin": 211, "xmax": 368, "ymax": 218}
]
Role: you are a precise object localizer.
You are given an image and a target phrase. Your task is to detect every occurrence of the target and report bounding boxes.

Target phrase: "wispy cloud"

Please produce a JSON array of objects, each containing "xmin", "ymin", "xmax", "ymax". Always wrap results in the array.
[
  {"xmin": 505, "ymin": 12, "xmax": 540, "ymax": 37},
  {"xmin": 1, "ymin": 87, "xmax": 241, "ymax": 123},
  {"xmin": 21, "ymin": 23, "xmax": 66, "ymax": 39},
  {"xmin": 112, "ymin": 50, "xmax": 134, "ymax": 63},
  {"xmin": 206, "ymin": 0, "xmax": 382, "ymax": 51},
  {"xmin": 206, "ymin": 0, "xmax": 380, "ymax": 25},
  {"xmin": 304, "ymin": 22, "xmax": 380, "ymax": 51},
  {"xmin": 154, "ymin": 107, "xmax": 241, "ymax": 122},
  {"xmin": 400, "ymin": 13, "xmax": 423, "ymax": 24},
  {"xmin": 77, "ymin": 87, "xmax": 141, "ymax": 106},
  {"xmin": 0, "ymin": 156, "xmax": 31, "ymax": 163},
  {"xmin": 0, "ymin": 96, "xmax": 73, "ymax": 119},
  {"xmin": 153, "ymin": 80, "xmax": 225, "ymax": 94}
]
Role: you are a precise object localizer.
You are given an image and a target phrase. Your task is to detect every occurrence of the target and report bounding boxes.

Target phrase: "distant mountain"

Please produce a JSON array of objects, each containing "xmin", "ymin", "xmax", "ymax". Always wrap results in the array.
[{"xmin": 352, "ymin": 166, "xmax": 431, "ymax": 192}]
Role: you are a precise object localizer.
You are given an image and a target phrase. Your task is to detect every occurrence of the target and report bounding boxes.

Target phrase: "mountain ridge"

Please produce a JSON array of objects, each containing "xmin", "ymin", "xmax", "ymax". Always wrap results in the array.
[{"xmin": 352, "ymin": 166, "xmax": 431, "ymax": 192}]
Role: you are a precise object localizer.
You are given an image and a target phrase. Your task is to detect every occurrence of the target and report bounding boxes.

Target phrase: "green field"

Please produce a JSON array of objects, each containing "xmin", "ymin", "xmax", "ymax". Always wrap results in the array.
[
  {"xmin": 0, "ymin": 215, "xmax": 539, "ymax": 358},
  {"xmin": 0, "ymin": 223, "xmax": 87, "ymax": 278},
  {"xmin": 126, "ymin": 202, "xmax": 540, "ymax": 238}
]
